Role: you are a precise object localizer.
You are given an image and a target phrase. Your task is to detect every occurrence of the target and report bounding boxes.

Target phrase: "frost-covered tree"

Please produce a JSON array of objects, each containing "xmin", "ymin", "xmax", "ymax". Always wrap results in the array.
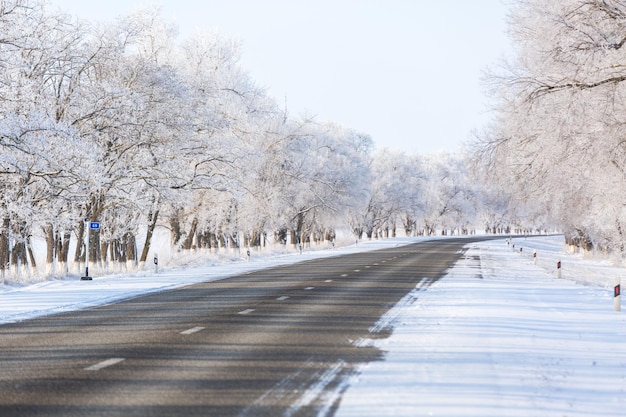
[
  {"xmin": 170, "ymin": 28, "xmax": 281, "ymax": 252},
  {"xmin": 0, "ymin": 0, "xmax": 92, "ymax": 277},
  {"xmin": 257, "ymin": 119, "xmax": 372, "ymax": 246},
  {"xmin": 86, "ymin": 9, "xmax": 187, "ymax": 269},
  {"xmin": 356, "ymin": 148, "xmax": 424, "ymax": 239},
  {"xmin": 419, "ymin": 153, "xmax": 475, "ymax": 235},
  {"xmin": 475, "ymin": 0, "xmax": 626, "ymax": 252}
]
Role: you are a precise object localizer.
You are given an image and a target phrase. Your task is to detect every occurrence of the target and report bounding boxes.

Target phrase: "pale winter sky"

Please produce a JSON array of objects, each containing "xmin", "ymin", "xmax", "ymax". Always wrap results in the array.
[{"xmin": 50, "ymin": 0, "xmax": 511, "ymax": 154}]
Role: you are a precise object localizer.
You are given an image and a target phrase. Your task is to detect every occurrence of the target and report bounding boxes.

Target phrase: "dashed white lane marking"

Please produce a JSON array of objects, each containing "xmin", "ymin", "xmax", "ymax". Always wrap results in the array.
[
  {"xmin": 85, "ymin": 358, "xmax": 125, "ymax": 371},
  {"xmin": 354, "ymin": 269, "xmax": 361, "ymax": 272},
  {"xmin": 238, "ymin": 309, "xmax": 255, "ymax": 315},
  {"xmin": 304, "ymin": 287, "xmax": 315, "ymax": 290},
  {"xmin": 277, "ymin": 296, "xmax": 289, "ymax": 301},
  {"xmin": 325, "ymin": 279, "xmax": 333, "ymax": 283},
  {"xmin": 180, "ymin": 326, "xmax": 205, "ymax": 335},
  {"xmin": 340, "ymin": 274, "xmax": 348, "ymax": 277}
]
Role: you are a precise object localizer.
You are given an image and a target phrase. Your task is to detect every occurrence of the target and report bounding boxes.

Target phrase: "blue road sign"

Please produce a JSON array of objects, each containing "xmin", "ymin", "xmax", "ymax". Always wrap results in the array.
[{"xmin": 89, "ymin": 222, "xmax": 101, "ymax": 230}]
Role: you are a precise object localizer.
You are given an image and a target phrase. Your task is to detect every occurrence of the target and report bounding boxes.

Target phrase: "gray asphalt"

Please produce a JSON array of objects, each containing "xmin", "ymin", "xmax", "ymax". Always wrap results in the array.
[{"xmin": 0, "ymin": 237, "xmax": 491, "ymax": 416}]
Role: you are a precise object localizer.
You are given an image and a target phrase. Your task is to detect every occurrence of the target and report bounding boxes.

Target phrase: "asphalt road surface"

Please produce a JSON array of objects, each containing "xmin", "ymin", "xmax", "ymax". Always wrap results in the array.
[{"xmin": 0, "ymin": 237, "xmax": 491, "ymax": 416}]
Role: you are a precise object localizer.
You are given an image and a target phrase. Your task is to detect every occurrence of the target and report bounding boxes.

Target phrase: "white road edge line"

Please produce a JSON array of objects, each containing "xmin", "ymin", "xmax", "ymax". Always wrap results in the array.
[
  {"xmin": 180, "ymin": 326, "xmax": 205, "ymax": 335},
  {"xmin": 85, "ymin": 358, "xmax": 125, "ymax": 371}
]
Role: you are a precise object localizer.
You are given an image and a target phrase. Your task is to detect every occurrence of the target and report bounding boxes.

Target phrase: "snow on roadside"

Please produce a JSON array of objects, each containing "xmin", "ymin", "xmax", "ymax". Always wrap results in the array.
[{"xmin": 334, "ymin": 236, "xmax": 626, "ymax": 417}]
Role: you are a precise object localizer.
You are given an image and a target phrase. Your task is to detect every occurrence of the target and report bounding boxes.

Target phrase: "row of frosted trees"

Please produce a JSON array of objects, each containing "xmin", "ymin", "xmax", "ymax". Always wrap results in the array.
[
  {"xmin": 0, "ymin": 1, "xmax": 536, "ymax": 281},
  {"xmin": 474, "ymin": 0, "xmax": 626, "ymax": 255}
]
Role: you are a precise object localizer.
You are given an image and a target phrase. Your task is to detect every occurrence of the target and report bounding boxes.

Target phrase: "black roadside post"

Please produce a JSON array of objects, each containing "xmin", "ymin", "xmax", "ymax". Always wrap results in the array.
[{"xmin": 81, "ymin": 222, "xmax": 100, "ymax": 281}]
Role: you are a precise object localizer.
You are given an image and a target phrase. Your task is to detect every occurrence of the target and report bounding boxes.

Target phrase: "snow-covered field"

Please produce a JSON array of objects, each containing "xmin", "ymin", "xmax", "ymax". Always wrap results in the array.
[
  {"xmin": 337, "ymin": 236, "xmax": 626, "ymax": 417},
  {"xmin": 1, "ymin": 235, "xmax": 625, "ymax": 416}
]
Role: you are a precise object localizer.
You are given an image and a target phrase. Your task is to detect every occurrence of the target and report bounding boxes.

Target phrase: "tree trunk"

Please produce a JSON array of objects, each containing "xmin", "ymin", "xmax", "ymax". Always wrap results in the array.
[
  {"xmin": 11, "ymin": 240, "xmax": 27, "ymax": 278},
  {"xmin": 170, "ymin": 208, "xmax": 183, "ymax": 246},
  {"xmin": 293, "ymin": 211, "xmax": 306, "ymax": 247},
  {"xmin": 140, "ymin": 209, "xmax": 159, "ymax": 263},
  {"xmin": 208, "ymin": 231, "xmax": 218, "ymax": 251},
  {"xmin": 74, "ymin": 220, "xmax": 85, "ymax": 265},
  {"xmin": 26, "ymin": 235, "xmax": 37, "ymax": 276},
  {"xmin": 217, "ymin": 226, "xmax": 226, "ymax": 249},
  {"xmin": 182, "ymin": 217, "xmax": 198, "ymax": 250},
  {"xmin": 110, "ymin": 239, "xmax": 121, "ymax": 264},
  {"xmin": 89, "ymin": 228, "xmax": 100, "ymax": 265},
  {"xmin": 125, "ymin": 232, "xmax": 137, "ymax": 269},
  {"xmin": 59, "ymin": 231, "xmax": 71, "ymax": 276},
  {"xmin": 101, "ymin": 241, "xmax": 110, "ymax": 268},
  {"xmin": 0, "ymin": 217, "xmax": 10, "ymax": 281},
  {"xmin": 44, "ymin": 223, "xmax": 54, "ymax": 275},
  {"xmin": 228, "ymin": 233, "xmax": 238, "ymax": 249},
  {"xmin": 250, "ymin": 230, "xmax": 262, "ymax": 247}
]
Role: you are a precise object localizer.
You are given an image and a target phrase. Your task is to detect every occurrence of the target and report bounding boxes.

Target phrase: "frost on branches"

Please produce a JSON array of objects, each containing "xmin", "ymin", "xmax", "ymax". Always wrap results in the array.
[
  {"xmin": 0, "ymin": 0, "xmax": 526, "ymax": 283},
  {"xmin": 475, "ymin": 0, "xmax": 626, "ymax": 255}
]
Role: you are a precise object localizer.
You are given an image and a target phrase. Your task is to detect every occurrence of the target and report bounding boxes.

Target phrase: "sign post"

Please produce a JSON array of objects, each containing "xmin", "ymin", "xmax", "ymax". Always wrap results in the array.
[{"xmin": 81, "ymin": 222, "xmax": 100, "ymax": 281}]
